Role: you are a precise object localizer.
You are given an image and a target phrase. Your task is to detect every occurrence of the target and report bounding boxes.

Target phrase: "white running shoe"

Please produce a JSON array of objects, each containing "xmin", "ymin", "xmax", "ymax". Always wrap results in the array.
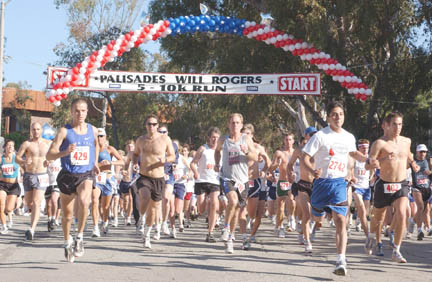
[
  {"xmin": 221, "ymin": 228, "xmax": 230, "ymax": 242},
  {"xmin": 392, "ymin": 250, "xmax": 407, "ymax": 263},
  {"xmin": 171, "ymin": 227, "xmax": 177, "ymax": 239},
  {"xmin": 73, "ymin": 237, "xmax": 84, "ymax": 257},
  {"xmin": 226, "ymin": 239, "xmax": 234, "ymax": 254},
  {"xmin": 278, "ymin": 228, "xmax": 285, "ymax": 238},
  {"xmin": 162, "ymin": 222, "xmax": 170, "ymax": 235},
  {"xmin": 298, "ymin": 234, "xmax": 305, "ymax": 245},
  {"xmin": 364, "ymin": 237, "xmax": 374, "ymax": 255},
  {"xmin": 92, "ymin": 228, "xmax": 101, "ymax": 238},
  {"xmin": 271, "ymin": 215, "xmax": 276, "ymax": 225},
  {"xmin": 102, "ymin": 222, "xmax": 109, "ymax": 235},
  {"xmin": 304, "ymin": 241, "xmax": 313, "ymax": 254},
  {"xmin": 64, "ymin": 237, "xmax": 75, "ymax": 263},
  {"xmin": 111, "ymin": 218, "xmax": 118, "ymax": 227},
  {"xmin": 0, "ymin": 225, "xmax": 9, "ymax": 235},
  {"xmin": 334, "ymin": 259, "xmax": 347, "ymax": 276},
  {"xmin": 408, "ymin": 218, "xmax": 415, "ymax": 234},
  {"xmin": 143, "ymin": 236, "xmax": 151, "ymax": 249},
  {"xmin": 153, "ymin": 230, "xmax": 161, "ymax": 240},
  {"xmin": 126, "ymin": 217, "xmax": 132, "ymax": 226},
  {"xmin": 242, "ymin": 238, "xmax": 251, "ymax": 250},
  {"xmin": 7, "ymin": 219, "xmax": 13, "ymax": 229},
  {"xmin": 250, "ymin": 235, "xmax": 257, "ymax": 243}
]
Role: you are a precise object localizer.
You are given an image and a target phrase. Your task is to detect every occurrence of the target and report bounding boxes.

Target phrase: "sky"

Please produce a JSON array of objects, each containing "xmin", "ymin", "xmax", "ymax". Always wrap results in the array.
[{"xmin": 3, "ymin": 0, "xmax": 159, "ymax": 92}]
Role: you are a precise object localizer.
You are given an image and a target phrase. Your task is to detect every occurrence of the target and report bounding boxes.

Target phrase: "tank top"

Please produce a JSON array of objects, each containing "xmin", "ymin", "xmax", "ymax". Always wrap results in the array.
[
  {"xmin": 48, "ymin": 158, "xmax": 62, "ymax": 185},
  {"xmin": 98, "ymin": 149, "xmax": 111, "ymax": 163},
  {"xmin": 413, "ymin": 158, "xmax": 430, "ymax": 189},
  {"xmin": 196, "ymin": 144, "xmax": 220, "ymax": 185},
  {"xmin": 221, "ymin": 134, "xmax": 248, "ymax": 184},
  {"xmin": 1, "ymin": 154, "xmax": 19, "ymax": 179},
  {"xmin": 174, "ymin": 155, "xmax": 188, "ymax": 184},
  {"xmin": 60, "ymin": 123, "xmax": 96, "ymax": 173},
  {"xmin": 353, "ymin": 160, "xmax": 370, "ymax": 189}
]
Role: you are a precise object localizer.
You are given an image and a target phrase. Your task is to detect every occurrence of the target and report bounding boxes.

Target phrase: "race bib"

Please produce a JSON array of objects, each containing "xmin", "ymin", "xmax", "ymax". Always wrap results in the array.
[
  {"xmin": 96, "ymin": 173, "xmax": 107, "ymax": 185},
  {"xmin": 383, "ymin": 183, "xmax": 401, "ymax": 194},
  {"xmin": 1, "ymin": 164, "xmax": 14, "ymax": 176},
  {"xmin": 235, "ymin": 182, "xmax": 245, "ymax": 193},
  {"xmin": 417, "ymin": 178, "xmax": 428, "ymax": 185},
  {"xmin": 248, "ymin": 180, "xmax": 255, "ymax": 188},
  {"xmin": 356, "ymin": 169, "xmax": 367, "ymax": 176},
  {"xmin": 228, "ymin": 148, "xmax": 241, "ymax": 166},
  {"xmin": 206, "ymin": 164, "xmax": 215, "ymax": 170},
  {"xmin": 174, "ymin": 173, "xmax": 181, "ymax": 181},
  {"xmin": 70, "ymin": 146, "xmax": 90, "ymax": 166},
  {"xmin": 280, "ymin": 182, "xmax": 291, "ymax": 191},
  {"xmin": 37, "ymin": 174, "xmax": 50, "ymax": 188},
  {"xmin": 328, "ymin": 159, "xmax": 346, "ymax": 174}
]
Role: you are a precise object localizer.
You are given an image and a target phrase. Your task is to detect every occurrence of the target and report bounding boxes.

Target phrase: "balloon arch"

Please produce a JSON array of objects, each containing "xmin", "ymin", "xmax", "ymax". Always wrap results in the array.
[{"xmin": 47, "ymin": 14, "xmax": 372, "ymax": 106}]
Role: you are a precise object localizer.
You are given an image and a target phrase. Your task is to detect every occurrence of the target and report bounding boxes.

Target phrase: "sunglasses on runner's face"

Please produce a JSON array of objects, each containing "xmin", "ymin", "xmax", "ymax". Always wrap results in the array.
[
  {"xmin": 158, "ymin": 130, "xmax": 167, "ymax": 134},
  {"xmin": 98, "ymin": 135, "xmax": 105, "ymax": 138},
  {"xmin": 147, "ymin": 122, "xmax": 158, "ymax": 127}
]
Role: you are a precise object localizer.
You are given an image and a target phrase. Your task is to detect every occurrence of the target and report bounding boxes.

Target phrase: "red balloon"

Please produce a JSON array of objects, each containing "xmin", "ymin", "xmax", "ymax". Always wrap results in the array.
[
  {"xmin": 355, "ymin": 94, "xmax": 361, "ymax": 99},
  {"xmin": 72, "ymin": 67, "xmax": 79, "ymax": 74},
  {"xmin": 107, "ymin": 44, "xmax": 113, "ymax": 51},
  {"xmin": 76, "ymin": 63, "xmax": 82, "ymax": 68},
  {"xmin": 125, "ymin": 34, "xmax": 131, "ymax": 41},
  {"xmin": 70, "ymin": 81, "xmax": 76, "ymax": 87},
  {"xmin": 49, "ymin": 96, "xmax": 56, "ymax": 103},
  {"xmin": 292, "ymin": 50, "xmax": 298, "ymax": 56},
  {"xmin": 88, "ymin": 61, "xmax": 94, "ymax": 68},
  {"xmin": 152, "ymin": 34, "xmax": 159, "ymax": 40},
  {"xmin": 61, "ymin": 93, "xmax": 67, "ymax": 99},
  {"xmin": 55, "ymin": 95, "xmax": 61, "ymax": 101},
  {"xmin": 164, "ymin": 20, "xmax": 170, "ymax": 27},
  {"xmin": 144, "ymin": 26, "xmax": 150, "ymax": 33},
  {"xmin": 110, "ymin": 40, "xmax": 116, "ymax": 45},
  {"xmin": 101, "ymin": 59, "xmax": 107, "ymax": 65},
  {"xmin": 148, "ymin": 24, "xmax": 153, "ymax": 28},
  {"xmin": 71, "ymin": 74, "xmax": 78, "ymax": 81},
  {"xmin": 64, "ymin": 82, "xmax": 70, "ymax": 88},
  {"xmin": 119, "ymin": 47, "xmax": 126, "ymax": 53},
  {"xmin": 90, "ymin": 55, "xmax": 97, "ymax": 62},
  {"xmin": 92, "ymin": 51, "xmax": 98, "ymax": 56}
]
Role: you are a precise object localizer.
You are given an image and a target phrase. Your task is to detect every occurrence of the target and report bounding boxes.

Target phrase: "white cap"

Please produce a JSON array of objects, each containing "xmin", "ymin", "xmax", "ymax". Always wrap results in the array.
[
  {"xmin": 97, "ymin": 128, "xmax": 106, "ymax": 136},
  {"xmin": 416, "ymin": 144, "xmax": 428, "ymax": 152}
]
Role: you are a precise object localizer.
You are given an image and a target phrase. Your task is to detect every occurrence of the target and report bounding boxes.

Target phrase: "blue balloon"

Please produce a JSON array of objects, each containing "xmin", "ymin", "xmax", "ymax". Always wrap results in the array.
[
  {"xmin": 174, "ymin": 18, "xmax": 180, "ymax": 24},
  {"xmin": 42, "ymin": 123, "xmax": 56, "ymax": 140},
  {"xmin": 170, "ymin": 22, "xmax": 176, "ymax": 29},
  {"xmin": 189, "ymin": 20, "xmax": 196, "ymax": 26},
  {"xmin": 185, "ymin": 26, "xmax": 191, "ymax": 33},
  {"xmin": 209, "ymin": 19, "xmax": 216, "ymax": 26},
  {"xmin": 179, "ymin": 16, "xmax": 185, "ymax": 21}
]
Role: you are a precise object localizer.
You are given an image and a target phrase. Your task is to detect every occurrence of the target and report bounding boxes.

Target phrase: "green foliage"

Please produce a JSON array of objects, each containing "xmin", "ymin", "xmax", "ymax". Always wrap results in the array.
[{"xmin": 4, "ymin": 131, "xmax": 27, "ymax": 149}]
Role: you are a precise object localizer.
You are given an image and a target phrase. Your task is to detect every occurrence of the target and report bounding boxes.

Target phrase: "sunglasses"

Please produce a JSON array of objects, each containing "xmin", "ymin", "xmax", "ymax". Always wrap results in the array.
[
  {"xmin": 158, "ymin": 130, "xmax": 167, "ymax": 134},
  {"xmin": 147, "ymin": 122, "xmax": 158, "ymax": 127},
  {"xmin": 98, "ymin": 135, "xmax": 105, "ymax": 138}
]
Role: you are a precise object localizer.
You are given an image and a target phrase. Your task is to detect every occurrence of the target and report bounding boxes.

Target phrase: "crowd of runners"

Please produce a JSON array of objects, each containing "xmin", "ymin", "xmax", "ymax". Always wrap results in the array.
[{"xmin": 0, "ymin": 98, "xmax": 431, "ymax": 276}]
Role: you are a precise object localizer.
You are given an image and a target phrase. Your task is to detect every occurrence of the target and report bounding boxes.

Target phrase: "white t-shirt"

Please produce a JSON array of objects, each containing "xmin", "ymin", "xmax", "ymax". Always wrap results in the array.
[
  {"xmin": 185, "ymin": 157, "xmax": 195, "ymax": 193},
  {"xmin": 353, "ymin": 160, "xmax": 370, "ymax": 189},
  {"xmin": 48, "ymin": 158, "xmax": 62, "ymax": 185},
  {"xmin": 302, "ymin": 126, "xmax": 356, "ymax": 179}
]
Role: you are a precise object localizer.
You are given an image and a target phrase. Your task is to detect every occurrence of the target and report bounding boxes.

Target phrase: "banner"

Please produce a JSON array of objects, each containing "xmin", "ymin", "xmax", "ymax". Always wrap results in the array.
[{"xmin": 47, "ymin": 68, "xmax": 321, "ymax": 96}]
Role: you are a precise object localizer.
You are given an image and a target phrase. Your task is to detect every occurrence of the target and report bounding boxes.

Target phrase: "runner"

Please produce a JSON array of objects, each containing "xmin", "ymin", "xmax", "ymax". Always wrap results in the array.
[
  {"xmin": 0, "ymin": 140, "xmax": 20, "ymax": 234},
  {"xmin": 120, "ymin": 140, "xmax": 136, "ymax": 226},
  {"xmin": 215, "ymin": 113, "xmax": 258, "ymax": 254},
  {"xmin": 183, "ymin": 149, "xmax": 196, "ymax": 229},
  {"xmin": 287, "ymin": 126, "xmax": 318, "ymax": 253},
  {"xmin": 302, "ymin": 101, "xmax": 367, "ymax": 275},
  {"xmin": 16, "ymin": 122, "xmax": 51, "ymax": 240},
  {"xmin": 93, "ymin": 128, "xmax": 124, "ymax": 236},
  {"xmin": 366, "ymin": 111, "xmax": 419, "ymax": 263},
  {"xmin": 132, "ymin": 114, "xmax": 175, "ymax": 248},
  {"xmin": 268, "ymin": 132, "xmax": 296, "ymax": 238},
  {"xmin": 349, "ymin": 139, "xmax": 374, "ymax": 252},
  {"xmin": 190, "ymin": 127, "xmax": 221, "ymax": 242},
  {"xmin": 47, "ymin": 98, "xmax": 100, "ymax": 262},
  {"xmin": 45, "ymin": 157, "xmax": 62, "ymax": 232},
  {"xmin": 410, "ymin": 144, "xmax": 431, "ymax": 240},
  {"xmin": 242, "ymin": 124, "xmax": 271, "ymax": 247}
]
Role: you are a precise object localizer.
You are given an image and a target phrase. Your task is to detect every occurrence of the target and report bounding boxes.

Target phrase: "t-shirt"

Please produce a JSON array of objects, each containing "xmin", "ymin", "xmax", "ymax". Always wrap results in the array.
[{"xmin": 302, "ymin": 126, "xmax": 356, "ymax": 179}]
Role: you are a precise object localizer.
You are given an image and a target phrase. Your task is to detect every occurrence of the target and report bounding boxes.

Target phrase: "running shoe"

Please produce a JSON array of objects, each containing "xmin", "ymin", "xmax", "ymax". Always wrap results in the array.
[
  {"xmin": 221, "ymin": 228, "xmax": 230, "ymax": 242},
  {"xmin": 329, "ymin": 219, "xmax": 336, "ymax": 228},
  {"xmin": 296, "ymin": 221, "xmax": 303, "ymax": 233},
  {"xmin": 333, "ymin": 259, "xmax": 347, "ymax": 276},
  {"xmin": 376, "ymin": 242, "xmax": 384, "ymax": 256},
  {"xmin": 179, "ymin": 225, "xmax": 184, "ymax": 233},
  {"xmin": 206, "ymin": 233, "xmax": 216, "ymax": 243},
  {"xmin": 162, "ymin": 222, "xmax": 170, "ymax": 235},
  {"xmin": 355, "ymin": 222, "xmax": 362, "ymax": 232},
  {"xmin": 143, "ymin": 236, "xmax": 151, "ymax": 249},
  {"xmin": 278, "ymin": 228, "xmax": 285, "ymax": 238},
  {"xmin": 73, "ymin": 238, "xmax": 84, "ymax": 257},
  {"xmin": 364, "ymin": 237, "xmax": 374, "ymax": 255},
  {"xmin": 304, "ymin": 241, "xmax": 313, "ymax": 254},
  {"xmin": 185, "ymin": 220, "xmax": 191, "ymax": 228},
  {"xmin": 249, "ymin": 235, "xmax": 257, "ymax": 243},
  {"xmin": 0, "ymin": 225, "xmax": 8, "ymax": 235},
  {"xmin": 64, "ymin": 238, "xmax": 75, "ymax": 263},
  {"xmin": 226, "ymin": 239, "xmax": 234, "ymax": 254},
  {"xmin": 171, "ymin": 228, "xmax": 177, "ymax": 239},
  {"xmin": 7, "ymin": 218, "xmax": 13, "ymax": 229},
  {"xmin": 392, "ymin": 250, "xmax": 407, "ymax": 263},
  {"xmin": 111, "ymin": 218, "xmax": 118, "ymax": 227},
  {"xmin": 48, "ymin": 219, "xmax": 55, "ymax": 232},
  {"xmin": 153, "ymin": 230, "xmax": 161, "ymax": 240},
  {"xmin": 126, "ymin": 217, "xmax": 132, "ymax": 226},
  {"xmin": 298, "ymin": 234, "xmax": 305, "ymax": 245},
  {"xmin": 25, "ymin": 229, "xmax": 34, "ymax": 241},
  {"xmin": 271, "ymin": 215, "xmax": 276, "ymax": 225},
  {"xmin": 92, "ymin": 228, "xmax": 101, "ymax": 238},
  {"xmin": 417, "ymin": 231, "xmax": 424, "ymax": 241},
  {"xmin": 102, "ymin": 223, "xmax": 109, "ymax": 235},
  {"xmin": 408, "ymin": 218, "xmax": 415, "ymax": 234},
  {"xmin": 242, "ymin": 238, "xmax": 251, "ymax": 250},
  {"xmin": 428, "ymin": 229, "xmax": 432, "ymax": 236},
  {"xmin": 246, "ymin": 219, "xmax": 251, "ymax": 231}
]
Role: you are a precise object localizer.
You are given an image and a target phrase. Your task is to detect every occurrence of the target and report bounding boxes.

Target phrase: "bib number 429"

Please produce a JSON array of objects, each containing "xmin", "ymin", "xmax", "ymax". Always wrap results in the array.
[{"xmin": 70, "ymin": 146, "xmax": 90, "ymax": 166}]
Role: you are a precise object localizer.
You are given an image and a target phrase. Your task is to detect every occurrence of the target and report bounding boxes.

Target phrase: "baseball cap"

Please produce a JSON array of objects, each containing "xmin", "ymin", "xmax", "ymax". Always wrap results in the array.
[
  {"xmin": 416, "ymin": 144, "xmax": 428, "ymax": 152},
  {"xmin": 97, "ymin": 128, "xmax": 106, "ymax": 136},
  {"xmin": 304, "ymin": 126, "xmax": 318, "ymax": 135}
]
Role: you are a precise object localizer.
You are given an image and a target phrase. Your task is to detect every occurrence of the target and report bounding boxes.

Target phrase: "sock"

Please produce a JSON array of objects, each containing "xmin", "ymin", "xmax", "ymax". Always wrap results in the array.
[
  {"xmin": 394, "ymin": 244, "xmax": 400, "ymax": 252},
  {"xmin": 224, "ymin": 223, "xmax": 230, "ymax": 229},
  {"xmin": 156, "ymin": 223, "xmax": 161, "ymax": 232},
  {"xmin": 337, "ymin": 254, "xmax": 346, "ymax": 262},
  {"xmin": 228, "ymin": 233, "xmax": 232, "ymax": 240},
  {"xmin": 144, "ymin": 225, "xmax": 152, "ymax": 238},
  {"xmin": 76, "ymin": 233, "xmax": 83, "ymax": 240}
]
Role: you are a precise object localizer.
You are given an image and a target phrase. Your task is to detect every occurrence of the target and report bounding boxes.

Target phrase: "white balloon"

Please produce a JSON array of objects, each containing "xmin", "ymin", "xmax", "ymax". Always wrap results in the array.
[
  {"xmin": 116, "ymin": 38, "xmax": 123, "ymax": 45},
  {"xmin": 113, "ymin": 45, "xmax": 120, "ymax": 51},
  {"xmin": 295, "ymin": 43, "xmax": 301, "ymax": 49},
  {"xmin": 53, "ymin": 101, "xmax": 61, "ymax": 107},
  {"xmin": 131, "ymin": 35, "xmax": 138, "ymax": 42},
  {"xmin": 345, "ymin": 76, "xmax": 352, "ymax": 83},
  {"xmin": 325, "ymin": 54, "xmax": 330, "ymax": 59},
  {"xmin": 322, "ymin": 64, "xmax": 329, "ymax": 71},
  {"xmin": 263, "ymin": 26, "xmax": 270, "ymax": 33},
  {"xmin": 276, "ymin": 35, "xmax": 283, "ymax": 41},
  {"xmin": 258, "ymin": 29, "xmax": 263, "ymax": 35},
  {"xmin": 64, "ymin": 88, "xmax": 70, "ymax": 95},
  {"xmin": 79, "ymin": 67, "xmax": 86, "ymax": 74},
  {"xmin": 82, "ymin": 61, "xmax": 88, "ymax": 67},
  {"xmin": 247, "ymin": 34, "xmax": 253, "ymax": 39},
  {"xmin": 97, "ymin": 55, "xmax": 104, "ymax": 61},
  {"xmin": 283, "ymin": 46, "xmax": 289, "ymax": 51},
  {"xmin": 150, "ymin": 28, "xmax": 157, "ymax": 35},
  {"xmin": 84, "ymin": 56, "xmax": 90, "ymax": 62},
  {"xmin": 146, "ymin": 34, "xmax": 153, "ymax": 40},
  {"xmin": 166, "ymin": 28, "xmax": 172, "ymax": 35},
  {"xmin": 65, "ymin": 75, "xmax": 71, "ymax": 81},
  {"xmin": 348, "ymin": 88, "xmax": 354, "ymax": 94},
  {"xmin": 359, "ymin": 88, "xmax": 365, "ymax": 94},
  {"xmin": 265, "ymin": 39, "xmax": 271, "ymax": 45},
  {"xmin": 288, "ymin": 45, "xmax": 295, "ymax": 52},
  {"xmin": 128, "ymin": 42, "xmax": 134, "ymax": 48},
  {"xmin": 301, "ymin": 42, "xmax": 308, "ymax": 49},
  {"xmin": 357, "ymin": 78, "xmax": 362, "ymax": 83},
  {"xmin": 245, "ymin": 21, "xmax": 251, "ymax": 28},
  {"xmin": 306, "ymin": 54, "xmax": 312, "ymax": 60},
  {"xmin": 341, "ymin": 66, "xmax": 346, "ymax": 71},
  {"xmin": 366, "ymin": 89, "xmax": 372, "ymax": 95},
  {"xmin": 283, "ymin": 34, "xmax": 288, "ymax": 40},
  {"xmin": 329, "ymin": 64, "xmax": 335, "ymax": 70},
  {"xmin": 317, "ymin": 64, "xmax": 323, "ymax": 69},
  {"xmin": 353, "ymin": 88, "xmax": 359, "ymax": 94},
  {"xmin": 95, "ymin": 61, "xmax": 101, "ymax": 68},
  {"xmin": 335, "ymin": 64, "xmax": 342, "ymax": 70},
  {"xmin": 109, "ymin": 57, "xmax": 115, "ymax": 62},
  {"xmin": 312, "ymin": 53, "xmax": 319, "ymax": 59},
  {"xmin": 56, "ymin": 89, "xmax": 63, "ymax": 95},
  {"xmin": 332, "ymin": 76, "xmax": 338, "ymax": 81},
  {"xmin": 79, "ymin": 74, "xmax": 85, "ymax": 81},
  {"xmin": 300, "ymin": 54, "xmax": 306, "ymax": 60},
  {"xmin": 251, "ymin": 21, "xmax": 256, "ymax": 26},
  {"xmin": 50, "ymin": 89, "xmax": 56, "ymax": 96},
  {"xmin": 252, "ymin": 31, "xmax": 257, "ymax": 37},
  {"xmin": 288, "ymin": 35, "xmax": 294, "ymax": 39},
  {"xmin": 270, "ymin": 37, "xmax": 277, "ymax": 44},
  {"xmin": 319, "ymin": 52, "xmax": 325, "ymax": 58},
  {"xmin": 339, "ymin": 76, "xmax": 345, "ymax": 82}
]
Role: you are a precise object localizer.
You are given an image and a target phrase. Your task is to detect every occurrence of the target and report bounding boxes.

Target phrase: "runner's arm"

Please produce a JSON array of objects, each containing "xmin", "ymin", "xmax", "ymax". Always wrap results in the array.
[
  {"xmin": 46, "ymin": 128, "xmax": 71, "ymax": 161},
  {"xmin": 15, "ymin": 141, "xmax": 29, "ymax": 166},
  {"xmin": 214, "ymin": 138, "xmax": 224, "ymax": 172},
  {"xmin": 190, "ymin": 146, "xmax": 204, "ymax": 179}
]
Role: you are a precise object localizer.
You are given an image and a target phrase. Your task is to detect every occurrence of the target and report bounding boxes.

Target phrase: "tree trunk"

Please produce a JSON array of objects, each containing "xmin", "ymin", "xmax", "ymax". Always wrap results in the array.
[{"xmin": 105, "ymin": 94, "xmax": 119, "ymax": 149}]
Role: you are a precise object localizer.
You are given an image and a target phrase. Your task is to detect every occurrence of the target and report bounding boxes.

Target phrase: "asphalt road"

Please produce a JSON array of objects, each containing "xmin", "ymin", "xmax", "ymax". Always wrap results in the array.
[{"xmin": 0, "ymin": 214, "xmax": 431, "ymax": 282}]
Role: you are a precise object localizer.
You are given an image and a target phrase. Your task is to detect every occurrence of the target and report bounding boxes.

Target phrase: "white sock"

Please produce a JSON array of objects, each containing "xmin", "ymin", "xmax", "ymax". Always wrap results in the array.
[
  {"xmin": 337, "ymin": 254, "xmax": 346, "ymax": 262},
  {"xmin": 144, "ymin": 225, "xmax": 152, "ymax": 238},
  {"xmin": 394, "ymin": 244, "xmax": 400, "ymax": 252}
]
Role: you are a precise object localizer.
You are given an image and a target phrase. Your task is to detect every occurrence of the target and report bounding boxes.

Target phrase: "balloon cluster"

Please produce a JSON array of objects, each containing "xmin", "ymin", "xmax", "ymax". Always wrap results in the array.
[
  {"xmin": 47, "ymin": 14, "xmax": 372, "ymax": 105},
  {"xmin": 168, "ymin": 15, "xmax": 245, "ymax": 35},
  {"xmin": 242, "ymin": 22, "xmax": 372, "ymax": 101},
  {"xmin": 47, "ymin": 20, "xmax": 172, "ymax": 106}
]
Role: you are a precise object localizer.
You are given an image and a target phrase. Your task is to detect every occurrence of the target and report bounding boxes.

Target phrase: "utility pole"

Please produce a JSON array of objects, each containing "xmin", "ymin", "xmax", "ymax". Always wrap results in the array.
[
  {"xmin": 0, "ymin": 0, "xmax": 11, "ymax": 137},
  {"xmin": 429, "ymin": 103, "xmax": 432, "ymax": 149}
]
